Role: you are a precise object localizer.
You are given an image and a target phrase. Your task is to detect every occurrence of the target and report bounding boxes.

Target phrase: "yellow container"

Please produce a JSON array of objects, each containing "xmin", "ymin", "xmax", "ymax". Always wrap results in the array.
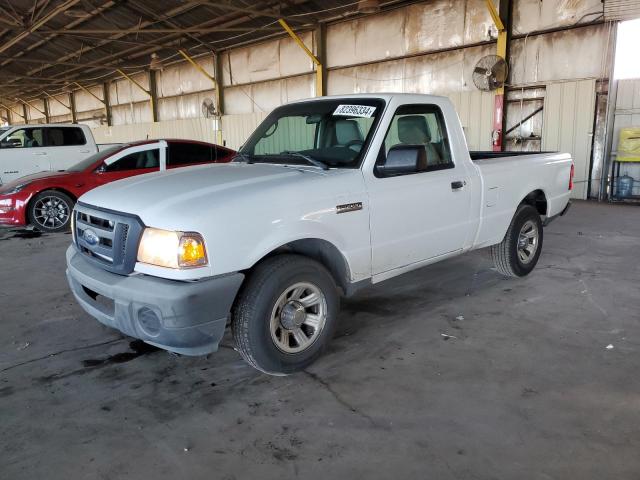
[{"xmin": 617, "ymin": 127, "xmax": 640, "ymax": 162}]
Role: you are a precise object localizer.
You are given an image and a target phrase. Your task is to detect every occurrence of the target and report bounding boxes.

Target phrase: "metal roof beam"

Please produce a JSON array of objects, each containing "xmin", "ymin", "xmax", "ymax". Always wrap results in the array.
[{"xmin": 0, "ymin": 0, "xmax": 82, "ymax": 55}]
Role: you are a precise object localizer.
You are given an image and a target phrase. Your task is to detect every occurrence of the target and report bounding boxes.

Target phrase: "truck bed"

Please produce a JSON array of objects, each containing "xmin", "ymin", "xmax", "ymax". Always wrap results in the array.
[{"xmin": 469, "ymin": 151, "xmax": 553, "ymax": 161}]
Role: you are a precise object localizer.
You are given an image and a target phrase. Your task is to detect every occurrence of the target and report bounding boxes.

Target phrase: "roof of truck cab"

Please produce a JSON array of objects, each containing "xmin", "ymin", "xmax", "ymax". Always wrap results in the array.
[
  {"xmin": 4, "ymin": 123, "xmax": 89, "ymax": 128},
  {"xmin": 291, "ymin": 93, "xmax": 449, "ymax": 103}
]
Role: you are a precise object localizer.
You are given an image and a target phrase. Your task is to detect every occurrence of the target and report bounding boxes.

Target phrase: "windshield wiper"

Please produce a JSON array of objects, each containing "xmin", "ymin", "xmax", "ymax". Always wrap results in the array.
[{"xmin": 280, "ymin": 151, "xmax": 329, "ymax": 170}]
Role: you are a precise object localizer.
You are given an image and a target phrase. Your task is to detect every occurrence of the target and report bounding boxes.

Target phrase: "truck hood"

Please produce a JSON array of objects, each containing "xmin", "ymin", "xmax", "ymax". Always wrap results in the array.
[{"xmin": 79, "ymin": 162, "xmax": 358, "ymax": 228}]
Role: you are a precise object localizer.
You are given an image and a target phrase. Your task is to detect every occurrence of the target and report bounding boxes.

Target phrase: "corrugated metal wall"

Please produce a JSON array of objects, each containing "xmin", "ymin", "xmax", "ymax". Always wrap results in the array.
[
  {"xmin": 542, "ymin": 79, "xmax": 596, "ymax": 200},
  {"xmin": 92, "ymin": 118, "xmax": 220, "ymax": 145}
]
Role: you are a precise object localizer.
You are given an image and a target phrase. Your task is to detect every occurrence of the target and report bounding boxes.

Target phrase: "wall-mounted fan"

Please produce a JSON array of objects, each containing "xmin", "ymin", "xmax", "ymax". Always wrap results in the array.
[
  {"xmin": 472, "ymin": 55, "xmax": 508, "ymax": 91},
  {"xmin": 202, "ymin": 98, "xmax": 217, "ymax": 118}
]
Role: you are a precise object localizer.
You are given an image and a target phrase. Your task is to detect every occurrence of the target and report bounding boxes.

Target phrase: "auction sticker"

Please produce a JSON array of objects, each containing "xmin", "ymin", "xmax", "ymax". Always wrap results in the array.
[{"xmin": 333, "ymin": 104, "xmax": 376, "ymax": 118}]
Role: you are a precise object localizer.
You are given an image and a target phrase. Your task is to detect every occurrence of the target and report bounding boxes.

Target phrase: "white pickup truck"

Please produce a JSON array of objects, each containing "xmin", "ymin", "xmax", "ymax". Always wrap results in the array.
[
  {"xmin": 66, "ymin": 94, "xmax": 572, "ymax": 375},
  {"xmin": 0, "ymin": 123, "xmax": 111, "ymax": 184}
]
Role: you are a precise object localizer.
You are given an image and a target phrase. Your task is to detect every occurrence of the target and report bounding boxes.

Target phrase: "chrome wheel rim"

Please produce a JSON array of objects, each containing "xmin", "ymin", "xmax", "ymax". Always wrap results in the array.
[
  {"xmin": 517, "ymin": 220, "xmax": 539, "ymax": 264},
  {"xmin": 33, "ymin": 196, "xmax": 71, "ymax": 230},
  {"xmin": 270, "ymin": 282, "xmax": 327, "ymax": 354}
]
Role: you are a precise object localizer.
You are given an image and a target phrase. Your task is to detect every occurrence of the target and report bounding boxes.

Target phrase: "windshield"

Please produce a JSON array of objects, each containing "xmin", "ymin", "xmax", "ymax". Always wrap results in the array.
[
  {"xmin": 239, "ymin": 98, "xmax": 385, "ymax": 169},
  {"xmin": 67, "ymin": 145, "xmax": 122, "ymax": 172}
]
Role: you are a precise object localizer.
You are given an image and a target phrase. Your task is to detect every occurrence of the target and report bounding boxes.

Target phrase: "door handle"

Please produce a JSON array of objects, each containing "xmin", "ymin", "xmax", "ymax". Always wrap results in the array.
[
  {"xmin": 79, "ymin": 150, "xmax": 91, "ymax": 153},
  {"xmin": 451, "ymin": 180, "xmax": 465, "ymax": 190},
  {"xmin": 33, "ymin": 152, "xmax": 47, "ymax": 156}
]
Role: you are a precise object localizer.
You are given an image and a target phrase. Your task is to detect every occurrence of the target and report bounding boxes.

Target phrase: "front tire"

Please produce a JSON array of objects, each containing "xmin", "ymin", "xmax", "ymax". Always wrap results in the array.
[
  {"xmin": 491, "ymin": 204, "xmax": 543, "ymax": 277},
  {"xmin": 231, "ymin": 254, "xmax": 340, "ymax": 375},
  {"xmin": 28, "ymin": 190, "xmax": 74, "ymax": 233}
]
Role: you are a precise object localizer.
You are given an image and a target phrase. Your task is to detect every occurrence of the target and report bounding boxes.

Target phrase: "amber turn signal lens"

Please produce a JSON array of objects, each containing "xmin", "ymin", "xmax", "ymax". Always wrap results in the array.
[{"xmin": 178, "ymin": 235, "xmax": 207, "ymax": 267}]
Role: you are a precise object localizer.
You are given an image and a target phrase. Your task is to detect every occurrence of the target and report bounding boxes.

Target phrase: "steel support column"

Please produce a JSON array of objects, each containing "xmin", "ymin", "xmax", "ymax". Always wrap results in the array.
[
  {"xmin": 148, "ymin": 70, "xmax": 159, "ymax": 123},
  {"xmin": 278, "ymin": 18, "xmax": 324, "ymax": 97},
  {"xmin": 102, "ymin": 82, "xmax": 113, "ymax": 126},
  {"xmin": 485, "ymin": 0, "xmax": 511, "ymax": 152},
  {"xmin": 69, "ymin": 92, "xmax": 77, "ymax": 124},
  {"xmin": 43, "ymin": 96, "xmax": 50, "ymax": 123}
]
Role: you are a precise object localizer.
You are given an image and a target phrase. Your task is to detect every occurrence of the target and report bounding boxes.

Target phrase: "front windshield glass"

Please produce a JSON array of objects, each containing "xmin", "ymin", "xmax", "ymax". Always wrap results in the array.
[
  {"xmin": 67, "ymin": 145, "xmax": 122, "ymax": 172},
  {"xmin": 239, "ymin": 98, "xmax": 385, "ymax": 169}
]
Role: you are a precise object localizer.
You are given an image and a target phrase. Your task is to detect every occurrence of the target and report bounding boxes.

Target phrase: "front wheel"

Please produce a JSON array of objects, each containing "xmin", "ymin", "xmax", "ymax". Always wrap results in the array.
[
  {"xmin": 491, "ymin": 204, "xmax": 544, "ymax": 277},
  {"xmin": 231, "ymin": 254, "xmax": 340, "ymax": 375},
  {"xmin": 28, "ymin": 190, "xmax": 75, "ymax": 233}
]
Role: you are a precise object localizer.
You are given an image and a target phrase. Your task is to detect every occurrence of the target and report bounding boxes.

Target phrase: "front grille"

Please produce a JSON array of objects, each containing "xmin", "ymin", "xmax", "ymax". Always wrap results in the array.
[{"xmin": 73, "ymin": 202, "xmax": 144, "ymax": 275}]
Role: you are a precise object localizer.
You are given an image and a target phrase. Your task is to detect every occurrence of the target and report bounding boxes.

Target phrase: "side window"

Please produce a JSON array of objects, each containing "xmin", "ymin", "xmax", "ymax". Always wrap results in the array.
[
  {"xmin": 1, "ymin": 128, "xmax": 44, "ymax": 148},
  {"xmin": 379, "ymin": 104, "xmax": 453, "ymax": 174},
  {"xmin": 46, "ymin": 127, "xmax": 86, "ymax": 147},
  {"xmin": 104, "ymin": 149, "xmax": 159, "ymax": 172},
  {"xmin": 167, "ymin": 143, "xmax": 214, "ymax": 167}
]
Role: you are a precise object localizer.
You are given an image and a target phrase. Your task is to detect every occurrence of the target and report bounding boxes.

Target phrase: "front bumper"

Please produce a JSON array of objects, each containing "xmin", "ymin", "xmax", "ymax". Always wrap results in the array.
[
  {"xmin": 0, "ymin": 195, "xmax": 27, "ymax": 226},
  {"xmin": 66, "ymin": 245, "xmax": 244, "ymax": 355}
]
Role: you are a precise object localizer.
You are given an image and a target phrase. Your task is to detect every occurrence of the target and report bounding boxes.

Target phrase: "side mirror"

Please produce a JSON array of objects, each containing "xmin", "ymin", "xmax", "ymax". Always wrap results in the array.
[{"xmin": 376, "ymin": 145, "xmax": 427, "ymax": 176}]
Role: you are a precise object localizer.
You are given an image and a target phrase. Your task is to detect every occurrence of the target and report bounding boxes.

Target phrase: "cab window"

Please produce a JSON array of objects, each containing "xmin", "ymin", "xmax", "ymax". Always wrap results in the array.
[
  {"xmin": 0, "ymin": 128, "xmax": 45, "ymax": 148},
  {"xmin": 104, "ymin": 149, "xmax": 159, "ymax": 172},
  {"xmin": 378, "ymin": 104, "xmax": 453, "ymax": 175},
  {"xmin": 46, "ymin": 127, "xmax": 86, "ymax": 146}
]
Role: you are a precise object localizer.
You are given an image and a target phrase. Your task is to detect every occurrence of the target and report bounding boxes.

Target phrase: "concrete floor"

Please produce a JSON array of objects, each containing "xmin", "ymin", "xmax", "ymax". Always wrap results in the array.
[{"xmin": 1, "ymin": 200, "xmax": 639, "ymax": 479}]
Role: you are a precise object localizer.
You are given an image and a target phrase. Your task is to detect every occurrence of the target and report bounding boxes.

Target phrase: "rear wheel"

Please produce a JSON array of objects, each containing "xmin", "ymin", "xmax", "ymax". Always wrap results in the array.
[
  {"xmin": 491, "ymin": 204, "xmax": 543, "ymax": 277},
  {"xmin": 231, "ymin": 254, "xmax": 339, "ymax": 375},
  {"xmin": 28, "ymin": 190, "xmax": 74, "ymax": 233}
]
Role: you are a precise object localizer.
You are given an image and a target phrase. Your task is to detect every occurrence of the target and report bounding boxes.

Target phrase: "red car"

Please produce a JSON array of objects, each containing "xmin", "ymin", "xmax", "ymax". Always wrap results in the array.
[{"xmin": 0, "ymin": 139, "xmax": 235, "ymax": 232}]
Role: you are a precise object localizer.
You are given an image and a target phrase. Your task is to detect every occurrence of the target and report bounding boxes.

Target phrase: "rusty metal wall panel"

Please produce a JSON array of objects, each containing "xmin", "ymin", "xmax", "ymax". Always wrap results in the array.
[
  {"xmin": 158, "ymin": 89, "xmax": 216, "ymax": 121},
  {"xmin": 514, "ymin": 0, "xmax": 603, "ymax": 34},
  {"xmin": 604, "ymin": 0, "xmax": 640, "ymax": 21},
  {"xmin": 327, "ymin": 44, "xmax": 494, "ymax": 95},
  {"xmin": 223, "ymin": 74, "xmax": 314, "ymax": 114},
  {"xmin": 157, "ymin": 57, "xmax": 216, "ymax": 98},
  {"xmin": 223, "ymin": 32, "xmax": 314, "ymax": 86},
  {"xmin": 326, "ymin": 0, "xmax": 494, "ymax": 69},
  {"xmin": 74, "ymin": 85, "xmax": 104, "ymax": 113},
  {"xmin": 48, "ymin": 94, "xmax": 72, "ymax": 117},
  {"xmin": 111, "ymin": 101, "xmax": 152, "ymax": 125},
  {"xmin": 109, "ymin": 73, "xmax": 150, "ymax": 106},
  {"xmin": 542, "ymin": 79, "xmax": 596, "ymax": 200},
  {"xmin": 509, "ymin": 24, "xmax": 610, "ymax": 85}
]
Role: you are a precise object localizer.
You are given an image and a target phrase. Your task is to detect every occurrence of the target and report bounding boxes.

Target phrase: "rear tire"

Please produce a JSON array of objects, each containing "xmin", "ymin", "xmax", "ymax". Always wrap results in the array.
[
  {"xmin": 491, "ymin": 204, "xmax": 543, "ymax": 277},
  {"xmin": 231, "ymin": 254, "xmax": 340, "ymax": 375},
  {"xmin": 28, "ymin": 190, "xmax": 74, "ymax": 233}
]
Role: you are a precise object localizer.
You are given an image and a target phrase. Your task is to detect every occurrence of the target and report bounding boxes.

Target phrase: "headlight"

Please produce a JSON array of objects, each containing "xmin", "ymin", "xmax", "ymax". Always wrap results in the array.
[
  {"xmin": 137, "ymin": 228, "xmax": 208, "ymax": 269},
  {"xmin": 0, "ymin": 183, "xmax": 29, "ymax": 195}
]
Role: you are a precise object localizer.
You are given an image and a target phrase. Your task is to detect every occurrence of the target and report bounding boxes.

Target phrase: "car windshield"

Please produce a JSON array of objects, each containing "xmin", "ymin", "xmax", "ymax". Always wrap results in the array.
[
  {"xmin": 67, "ymin": 145, "xmax": 122, "ymax": 172},
  {"xmin": 238, "ymin": 98, "xmax": 385, "ymax": 169}
]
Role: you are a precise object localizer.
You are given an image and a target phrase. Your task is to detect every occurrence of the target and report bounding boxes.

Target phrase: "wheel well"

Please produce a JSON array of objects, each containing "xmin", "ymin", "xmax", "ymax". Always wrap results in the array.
[
  {"xmin": 253, "ymin": 239, "xmax": 351, "ymax": 295},
  {"xmin": 521, "ymin": 189, "xmax": 547, "ymax": 216},
  {"xmin": 26, "ymin": 188, "xmax": 77, "ymax": 218}
]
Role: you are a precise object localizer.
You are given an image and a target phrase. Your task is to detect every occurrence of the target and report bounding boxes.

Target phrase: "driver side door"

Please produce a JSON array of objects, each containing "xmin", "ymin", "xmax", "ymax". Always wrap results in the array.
[
  {"xmin": 0, "ymin": 127, "xmax": 49, "ymax": 183},
  {"xmin": 365, "ymin": 103, "xmax": 474, "ymax": 277}
]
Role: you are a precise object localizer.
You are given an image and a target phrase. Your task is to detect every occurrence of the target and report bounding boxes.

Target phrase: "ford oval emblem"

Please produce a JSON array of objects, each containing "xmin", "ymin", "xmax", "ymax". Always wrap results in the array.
[{"xmin": 83, "ymin": 229, "xmax": 99, "ymax": 246}]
